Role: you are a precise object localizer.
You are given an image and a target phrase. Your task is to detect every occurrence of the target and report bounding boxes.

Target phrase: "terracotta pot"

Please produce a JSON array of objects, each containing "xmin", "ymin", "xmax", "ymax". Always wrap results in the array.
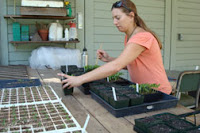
[{"xmin": 38, "ymin": 29, "xmax": 49, "ymax": 41}]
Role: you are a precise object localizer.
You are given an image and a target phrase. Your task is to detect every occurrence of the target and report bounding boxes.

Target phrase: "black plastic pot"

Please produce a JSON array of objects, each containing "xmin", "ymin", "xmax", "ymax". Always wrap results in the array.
[
  {"xmin": 109, "ymin": 95, "xmax": 129, "ymax": 109},
  {"xmin": 135, "ymin": 116, "xmax": 162, "ymax": 133},
  {"xmin": 143, "ymin": 90, "xmax": 163, "ymax": 103},
  {"xmin": 61, "ymin": 77, "xmax": 73, "ymax": 95},
  {"xmin": 99, "ymin": 88, "xmax": 113, "ymax": 102},
  {"xmin": 125, "ymin": 93, "xmax": 144, "ymax": 106},
  {"xmin": 63, "ymin": 87, "xmax": 74, "ymax": 95}
]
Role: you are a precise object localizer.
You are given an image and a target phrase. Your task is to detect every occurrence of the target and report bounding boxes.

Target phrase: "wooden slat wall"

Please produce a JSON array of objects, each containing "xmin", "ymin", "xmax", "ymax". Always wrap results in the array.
[
  {"xmin": 6, "ymin": 0, "xmax": 76, "ymax": 65},
  {"xmin": 174, "ymin": 0, "xmax": 200, "ymax": 70},
  {"xmin": 92, "ymin": 0, "xmax": 166, "ymax": 79}
]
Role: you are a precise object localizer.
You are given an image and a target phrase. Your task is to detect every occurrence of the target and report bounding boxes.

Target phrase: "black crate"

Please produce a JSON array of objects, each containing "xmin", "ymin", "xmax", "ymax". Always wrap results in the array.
[{"xmin": 90, "ymin": 91, "xmax": 178, "ymax": 117}]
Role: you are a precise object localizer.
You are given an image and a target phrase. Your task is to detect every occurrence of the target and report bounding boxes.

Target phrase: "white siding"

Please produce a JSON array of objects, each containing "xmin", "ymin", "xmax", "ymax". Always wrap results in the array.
[
  {"xmin": 172, "ymin": 0, "xmax": 200, "ymax": 70},
  {"xmin": 90, "ymin": 0, "xmax": 166, "ymax": 79}
]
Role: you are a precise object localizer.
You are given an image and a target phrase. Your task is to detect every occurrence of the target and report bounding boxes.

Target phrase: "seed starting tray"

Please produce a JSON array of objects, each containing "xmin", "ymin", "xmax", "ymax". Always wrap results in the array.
[
  {"xmin": 90, "ymin": 91, "xmax": 178, "ymax": 117},
  {"xmin": 0, "ymin": 86, "xmax": 87, "ymax": 133}
]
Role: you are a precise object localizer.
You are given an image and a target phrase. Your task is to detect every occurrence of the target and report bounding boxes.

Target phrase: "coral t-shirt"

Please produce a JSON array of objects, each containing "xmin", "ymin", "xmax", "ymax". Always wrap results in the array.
[{"xmin": 125, "ymin": 32, "xmax": 172, "ymax": 94}]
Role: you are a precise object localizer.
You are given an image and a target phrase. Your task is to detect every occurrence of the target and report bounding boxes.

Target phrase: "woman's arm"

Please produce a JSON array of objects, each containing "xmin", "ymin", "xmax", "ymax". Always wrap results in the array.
[{"xmin": 58, "ymin": 43, "xmax": 145, "ymax": 89}]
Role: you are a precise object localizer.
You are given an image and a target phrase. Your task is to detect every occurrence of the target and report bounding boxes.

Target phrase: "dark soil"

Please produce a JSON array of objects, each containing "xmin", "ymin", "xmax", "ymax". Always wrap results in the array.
[
  {"xmin": 168, "ymin": 119, "xmax": 195, "ymax": 130},
  {"xmin": 137, "ymin": 116, "xmax": 157, "ymax": 124},
  {"xmin": 126, "ymin": 93, "xmax": 141, "ymax": 99},
  {"xmin": 154, "ymin": 113, "xmax": 178, "ymax": 121},
  {"xmin": 148, "ymin": 123, "xmax": 177, "ymax": 133},
  {"xmin": 186, "ymin": 128, "xmax": 200, "ymax": 133}
]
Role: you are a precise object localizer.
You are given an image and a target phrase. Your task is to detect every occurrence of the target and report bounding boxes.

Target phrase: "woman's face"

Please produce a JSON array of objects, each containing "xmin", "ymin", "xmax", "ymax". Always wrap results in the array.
[{"xmin": 112, "ymin": 8, "xmax": 134, "ymax": 33}]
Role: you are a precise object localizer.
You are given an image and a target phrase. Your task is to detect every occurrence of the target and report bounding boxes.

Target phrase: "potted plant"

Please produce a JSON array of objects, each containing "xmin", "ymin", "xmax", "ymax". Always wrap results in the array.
[{"xmin": 130, "ymin": 83, "xmax": 162, "ymax": 103}]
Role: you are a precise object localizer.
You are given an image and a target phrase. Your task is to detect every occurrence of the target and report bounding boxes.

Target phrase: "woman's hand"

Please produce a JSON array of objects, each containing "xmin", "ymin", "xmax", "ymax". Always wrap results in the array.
[
  {"xmin": 96, "ymin": 49, "xmax": 110, "ymax": 62},
  {"xmin": 57, "ymin": 73, "xmax": 83, "ymax": 89}
]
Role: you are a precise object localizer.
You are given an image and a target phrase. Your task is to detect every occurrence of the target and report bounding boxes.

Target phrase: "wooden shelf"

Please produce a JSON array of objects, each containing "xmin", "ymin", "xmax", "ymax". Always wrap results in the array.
[
  {"xmin": 4, "ymin": 15, "xmax": 75, "ymax": 20},
  {"xmin": 10, "ymin": 40, "xmax": 79, "ymax": 46}
]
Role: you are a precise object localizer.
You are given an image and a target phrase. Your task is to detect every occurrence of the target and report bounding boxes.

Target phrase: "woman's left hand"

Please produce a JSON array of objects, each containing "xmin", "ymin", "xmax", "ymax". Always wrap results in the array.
[{"xmin": 57, "ymin": 73, "xmax": 83, "ymax": 89}]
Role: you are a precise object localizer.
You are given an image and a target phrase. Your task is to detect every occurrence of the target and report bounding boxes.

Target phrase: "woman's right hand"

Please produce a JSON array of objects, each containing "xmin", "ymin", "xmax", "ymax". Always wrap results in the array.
[{"xmin": 96, "ymin": 49, "xmax": 110, "ymax": 62}]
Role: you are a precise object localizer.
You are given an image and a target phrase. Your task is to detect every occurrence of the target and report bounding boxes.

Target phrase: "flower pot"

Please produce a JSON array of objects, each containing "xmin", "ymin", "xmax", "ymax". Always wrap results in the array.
[
  {"xmin": 125, "ymin": 93, "xmax": 144, "ymax": 106},
  {"xmin": 99, "ymin": 88, "xmax": 113, "ymax": 102},
  {"xmin": 63, "ymin": 87, "xmax": 74, "ymax": 95},
  {"xmin": 143, "ymin": 90, "xmax": 163, "ymax": 103},
  {"xmin": 109, "ymin": 95, "xmax": 129, "ymax": 109},
  {"xmin": 61, "ymin": 77, "xmax": 73, "ymax": 95},
  {"xmin": 38, "ymin": 29, "xmax": 49, "ymax": 41}
]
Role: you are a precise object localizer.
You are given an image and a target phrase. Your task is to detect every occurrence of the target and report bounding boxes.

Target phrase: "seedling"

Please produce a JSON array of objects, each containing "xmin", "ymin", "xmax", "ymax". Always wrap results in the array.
[
  {"xmin": 108, "ymin": 72, "xmax": 124, "ymax": 81},
  {"xmin": 84, "ymin": 65, "xmax": 100, "ymax": 72},
  {"xmin": 130, "ymin": 83, "xmax": 160, "ymax": 94}
]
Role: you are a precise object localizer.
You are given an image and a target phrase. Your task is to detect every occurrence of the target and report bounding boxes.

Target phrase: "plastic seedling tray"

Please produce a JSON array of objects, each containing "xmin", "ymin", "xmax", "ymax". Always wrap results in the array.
[
  {"xmin": 147, "ymin": 123, "xmax": 179, "ymax": 133},
  {"xmin": 0, "ymin": 79, "xmax": 41, "ymax": 89},
  {"xmin": 166, "ymin": 119, "xmax": 196, "ymax": 132},
  {"xmin": 0, "ymin": 85, "xmax": 89, "ymax": 133},
  {"xmin": 134, "ymin": 116, "xmax": 162, "ymax": 133},
  {"xmin": 153, "ymin": 112, "xmax": 180, "ymax": 122},
  {"xmin": 90, "ymin": 91, "xmax": 178, "ymax": 117},
  {"xmin": 186, "ymin": 126, "xmax": 200, "ymax": 133},
  {"xmin": 0, "ymin": 86, "xmax": 58, "ymax": 105}
]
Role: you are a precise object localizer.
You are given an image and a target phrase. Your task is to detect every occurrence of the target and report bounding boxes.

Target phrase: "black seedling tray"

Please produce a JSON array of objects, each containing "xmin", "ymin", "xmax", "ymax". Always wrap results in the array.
[
  {"xmin": 0, "ymin": 79, "xmax": 41, "ymax": 88},
  {"xmin": 90, "ymin": 91, "xmax": 178, "ymax": 117}
]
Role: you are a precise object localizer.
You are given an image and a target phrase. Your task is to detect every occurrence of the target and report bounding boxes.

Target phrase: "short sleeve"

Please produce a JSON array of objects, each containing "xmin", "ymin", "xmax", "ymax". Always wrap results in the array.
[{"xmin": 127, "ymin": 32, "xmax": 155, "ymax": 49}]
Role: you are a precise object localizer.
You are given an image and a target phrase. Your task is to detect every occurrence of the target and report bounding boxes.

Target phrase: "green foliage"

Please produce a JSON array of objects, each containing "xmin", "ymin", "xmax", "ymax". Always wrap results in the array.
[
  {"xmin": 130, "ymin": 83, "xmax": 160, "ymax": 95},
  {"xmin": 84, "ymin": 65, "xmax": 100, "ymax": 72},
  {"xmin": 108, "ymin": 72, "xmax": 124, "ymax": 81}
]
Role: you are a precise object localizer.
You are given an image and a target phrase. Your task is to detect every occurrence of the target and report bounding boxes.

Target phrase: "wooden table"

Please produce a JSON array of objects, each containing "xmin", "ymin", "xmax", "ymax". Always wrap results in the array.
[{"xmin": 27, "ymin": 67, "xmax": 199, "ymax": 133}]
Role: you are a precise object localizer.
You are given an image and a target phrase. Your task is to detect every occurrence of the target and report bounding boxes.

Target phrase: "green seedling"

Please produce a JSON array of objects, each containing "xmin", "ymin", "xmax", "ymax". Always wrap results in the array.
[
  {"xmin": 84, "ymin": 65, "xmax": 100, "ymax": 72},
  {"xmin": 108, "ymin": 72, "xmax": 124, "ymax": 81},
  {"xmin": 130, "ymin": 83, "xmax": 160, "ymax": 94}
]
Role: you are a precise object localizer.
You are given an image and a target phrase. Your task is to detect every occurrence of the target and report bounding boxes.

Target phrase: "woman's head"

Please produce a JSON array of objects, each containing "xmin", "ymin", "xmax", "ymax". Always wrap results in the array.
[{"xmin": 111, "ymin": 0, "xmax": 162, "ymax": 49}]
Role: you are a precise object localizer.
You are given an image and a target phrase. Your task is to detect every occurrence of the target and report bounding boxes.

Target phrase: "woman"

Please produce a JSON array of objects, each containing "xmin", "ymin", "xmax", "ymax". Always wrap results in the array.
[{"xmin": 58, "ymin": 0, "xmax": 172, "ymax": 94}]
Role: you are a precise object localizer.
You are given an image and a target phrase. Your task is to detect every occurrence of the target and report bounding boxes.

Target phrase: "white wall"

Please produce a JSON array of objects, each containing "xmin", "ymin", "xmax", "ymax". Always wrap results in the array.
[{"xmin": 171, "ymin": 0, "xmax": 200, "ymax": 70}]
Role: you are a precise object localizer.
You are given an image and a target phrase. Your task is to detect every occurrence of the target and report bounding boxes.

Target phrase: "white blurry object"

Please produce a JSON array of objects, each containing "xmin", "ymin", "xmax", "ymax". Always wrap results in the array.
[
  {"xmin": 195, "ymin": 66, "xmax": 199, "ymax": 70},
  {"xmin": 64, "ymin": 28, "xmax": 69, "ymax": 41},
  {"xmin": 136, "ymin": 83, "xmax": 139, "ymax": 92},
  {"xmin": 68, "ymin": 22, "xmax": 77, "ymax": 40},
  {"xmin": 49, "ymin": 20, "xmax": 63, "ymax": 41},
  {"xmin": 78, "ymin": 12, "xmax": 83, "ymax": 29},
  {"xmin": 29, "ymin": 47, "xmax": 81, "ymax": 70},
  {"xmin": 21, "ymin": 0, "xmax": 64, "ymax": 7}
]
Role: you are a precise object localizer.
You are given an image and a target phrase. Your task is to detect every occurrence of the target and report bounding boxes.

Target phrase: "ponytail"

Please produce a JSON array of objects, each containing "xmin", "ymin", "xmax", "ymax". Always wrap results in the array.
[{"xmin": 135, "ymin": 15, "xmax": 162, "ymax": 49}]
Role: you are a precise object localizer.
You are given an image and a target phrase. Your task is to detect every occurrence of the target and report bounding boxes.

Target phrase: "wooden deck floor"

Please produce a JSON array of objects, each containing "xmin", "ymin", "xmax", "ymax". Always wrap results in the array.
[{"xmin": 26, "ymin": 67, "xmax": 200, "ymax": 133}]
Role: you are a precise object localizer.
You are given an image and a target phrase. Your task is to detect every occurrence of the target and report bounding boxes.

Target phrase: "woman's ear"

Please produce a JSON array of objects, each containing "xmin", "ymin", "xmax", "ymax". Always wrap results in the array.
[{"xmin": 129, "ymin": 12, "xmax": 135, "ymax": 18}]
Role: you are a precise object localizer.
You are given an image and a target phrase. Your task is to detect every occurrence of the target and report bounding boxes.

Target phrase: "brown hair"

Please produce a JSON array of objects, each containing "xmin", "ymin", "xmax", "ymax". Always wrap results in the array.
[{"xmin": 111, "ymin": 0, "xmax": 162, "ymax": 49}]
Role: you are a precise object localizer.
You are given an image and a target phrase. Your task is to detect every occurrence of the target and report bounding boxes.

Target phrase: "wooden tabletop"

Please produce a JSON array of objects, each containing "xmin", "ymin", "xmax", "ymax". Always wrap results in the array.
[{"xmin": 27, "ymin": 67, "xmax": 200, "ymax": 133}]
